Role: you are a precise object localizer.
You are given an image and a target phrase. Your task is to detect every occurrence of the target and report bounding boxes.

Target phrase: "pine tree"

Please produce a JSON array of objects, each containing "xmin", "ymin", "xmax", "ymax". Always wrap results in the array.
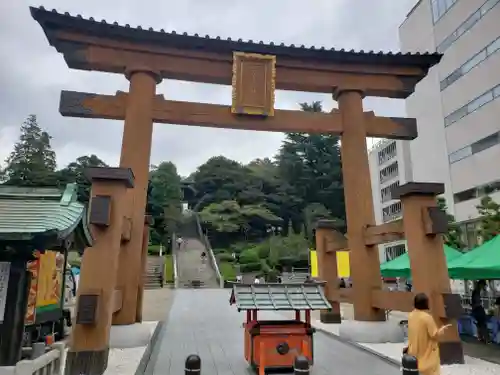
[
  {"xmin": 476, "ymin": 195, "xmax": 500, "ymax": 242},
  {"xmin": 2, "ymin": 115, "xmax": 57, "ymax": 186}
]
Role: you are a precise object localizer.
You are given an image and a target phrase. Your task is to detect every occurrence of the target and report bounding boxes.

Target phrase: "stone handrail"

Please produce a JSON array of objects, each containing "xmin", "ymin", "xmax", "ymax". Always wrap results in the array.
[
  {"xmin": 193, "ymin": 213, "xmax": 222, "ymax": 287},
  {"xmin": 3, "ymin": 343, "xmax": 65, "ymax": 375},
  {"xmin": 171, "ymin": 233, "xmax": 179, "ymax": 289}
]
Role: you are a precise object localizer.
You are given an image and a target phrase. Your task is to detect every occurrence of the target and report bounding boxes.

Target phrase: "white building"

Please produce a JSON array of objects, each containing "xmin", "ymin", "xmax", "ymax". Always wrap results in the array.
[
  {"xmin": 368, "ymin": 139, "xmax": 413, "ymax": 263},
  {"xmin": 371, "ymin": 0, "xmax": 500, "ymax": 254}
]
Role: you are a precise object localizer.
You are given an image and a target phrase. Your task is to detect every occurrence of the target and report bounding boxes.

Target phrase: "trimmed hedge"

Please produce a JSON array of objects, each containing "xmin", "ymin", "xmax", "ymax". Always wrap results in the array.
[
  {"xmin": 239, "ymin": 249, "xmax": 260, "ymax": 264},
  {"xmin": 219, "ymin": 262, "xmax": 237, "ymax": 281},
  {"xmin": 240, "ymin": 262, "xmax": 261, "ymax": 273},
  {"xmin": 217, "ymin": 253, "xmax": 235, "ymax": 263}
]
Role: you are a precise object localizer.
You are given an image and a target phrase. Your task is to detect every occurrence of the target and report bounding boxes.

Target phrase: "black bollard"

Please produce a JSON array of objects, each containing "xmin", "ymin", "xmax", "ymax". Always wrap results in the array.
[
  {"xmin": 185, "ymin": 354, "xmax": 201, "ymax": 375},
  {"xmin": 401, "ymin": 354, "xmax": 419, "ymax": 374},
  {"xmin": 294, "ymin": 355, "xmax": 310, "ymax": 375}
]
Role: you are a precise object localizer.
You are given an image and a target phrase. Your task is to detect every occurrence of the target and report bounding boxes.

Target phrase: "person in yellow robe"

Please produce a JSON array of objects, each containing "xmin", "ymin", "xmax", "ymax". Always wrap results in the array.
[{"xmin": 407, "ymin": 293, "xmax": 451, "ymax": 375}]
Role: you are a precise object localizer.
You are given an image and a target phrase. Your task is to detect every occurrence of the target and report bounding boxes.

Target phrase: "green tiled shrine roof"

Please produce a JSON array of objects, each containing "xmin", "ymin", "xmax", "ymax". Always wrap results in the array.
[
  {"xmin": 0, "ymin": 183, "xmax": 91, "ymax": 242},
  {"xmin": 229, "ymin": 283, "xmax": 332, "ymax": 311}
]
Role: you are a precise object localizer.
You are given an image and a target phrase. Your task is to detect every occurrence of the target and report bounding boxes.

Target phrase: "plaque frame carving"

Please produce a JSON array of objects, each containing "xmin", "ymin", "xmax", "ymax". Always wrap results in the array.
[{"xmin": 231, "ymin": 52, "xmax": 276, "ymax": 117}]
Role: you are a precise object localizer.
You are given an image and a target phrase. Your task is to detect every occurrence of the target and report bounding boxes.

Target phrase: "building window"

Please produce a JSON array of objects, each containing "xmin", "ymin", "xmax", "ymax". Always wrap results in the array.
[
  {"xmin": 431, "ymin": 0, "xmax": 459, "ymax": 23},
  {"xmin": 382, "ymin": 201, "xmax": 402, "ymax": 223},
  {"xmin": 378, "ymin": 141, "xmax": 397, "ymax": 165},
  {"xmin": 449, "ymin": 131, "xmax": 500, "ymax": 164},
  {"xmin": 379, "ymin": 161, "xmax": 399, "ymax": 185},
  {"xmin": 454, "ymin": 179, "xmax": 500, "ymax": 204},
  {"xmin": 440, "ymin": 36, "xmax": 500, "ymax": 91},
  {"xmin": 384, "ymin": 243, "xmax": 407, "ymax": 261},
  {"xmin": 471, "ymin": 132, "xmax": 499, "ymax": 154},
  {"xmin": 444, "ymin": 83, "xmax": 500, "ymax": 127},
  {"xmin": 449, "ymin": 146, "xmax": 472, "ymax": 164},
  {"xmin": 437, "ymin": 0, "xmax": 500, "ymax": 53},
  {"xmin": 381, "ymin": 181, "xmax": 400, "ymax": 203}
]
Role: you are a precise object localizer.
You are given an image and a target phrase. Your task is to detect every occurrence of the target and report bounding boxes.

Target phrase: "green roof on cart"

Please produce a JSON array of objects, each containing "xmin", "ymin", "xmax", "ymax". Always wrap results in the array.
[{"xmin": 229, "ymin": 283, "xmax": 332, "ymax": 311}]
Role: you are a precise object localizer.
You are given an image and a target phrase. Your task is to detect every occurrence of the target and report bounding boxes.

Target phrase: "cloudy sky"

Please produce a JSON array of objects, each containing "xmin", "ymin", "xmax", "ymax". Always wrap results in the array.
[{"xmin": 0, "ymin": 0, "xmax": 418, "ymax": 177}]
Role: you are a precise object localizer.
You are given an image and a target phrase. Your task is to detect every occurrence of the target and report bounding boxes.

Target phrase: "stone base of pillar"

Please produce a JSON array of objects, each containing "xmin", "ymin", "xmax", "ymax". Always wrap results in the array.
[
  {"xmin": 320, "ymin": 311, "xmax": 342, "ymax": 324},
  {"xmin": 439, "ymin": 341, "xmax": 464, "ymax": 365},
  {"xmin": 109, "ymin": 322, "xmax": 158, "ymax": 348},
  {"xmin": 338, "ymin": 320, "xmax": 404, "ymax": 343},
  {"xmin": 65, "ymin": 348, "xmax": 109, "ymax": 375}
]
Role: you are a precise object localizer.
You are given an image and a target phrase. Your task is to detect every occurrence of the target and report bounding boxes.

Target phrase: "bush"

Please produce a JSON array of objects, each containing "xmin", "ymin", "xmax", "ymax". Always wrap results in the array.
[
  {"xmin": 240, "ymin": 262, "xmax": 262, "ymax": 273},
  {"xmin": 239, "ymin": 249, "xmax": 260, "ymax": 264},
  {"xmin": 260, "ymin": 259, "xmax": 271, "ymax": 273},
  {"xmin": 229, "ymin": 242, "xmax": 252, "ymax": 254},
  {"xmin": 148, "ymin": 244, "xmax": 163, "ymax": 255},
  {"xmin": 217, "ymin": 253, "xmax": 235, "ymax": 263},
  {"xmin": 213, "ymin": 248, "xmax": 228, "ymax": 254},
  {"xmin": 266, "ymin": 269, "xmax": 280, "ymax": 282},
  {"xmin": 255, "ymin": 243, "xmax": 270, "ymax": 259},
  {"xmin": 220, "ymin": 262, "xmax": 237, "ymax": 281}
]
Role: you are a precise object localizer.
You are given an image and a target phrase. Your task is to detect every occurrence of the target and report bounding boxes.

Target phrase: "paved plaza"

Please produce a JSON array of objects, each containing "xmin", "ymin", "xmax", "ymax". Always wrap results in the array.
[{"xmin": 148, "ymin": 289, "xmax": 400, "ymax": 375}]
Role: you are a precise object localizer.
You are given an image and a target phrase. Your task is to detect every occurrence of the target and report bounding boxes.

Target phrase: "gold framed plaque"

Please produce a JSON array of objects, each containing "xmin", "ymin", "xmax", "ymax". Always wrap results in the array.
[{"xmin": 231, "ymin": 52, "xmax": 276, "ymax": 117}]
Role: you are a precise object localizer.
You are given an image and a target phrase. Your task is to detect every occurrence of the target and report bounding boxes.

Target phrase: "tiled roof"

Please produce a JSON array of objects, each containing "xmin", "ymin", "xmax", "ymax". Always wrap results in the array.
[
  {"xmin": 229, "ymin": 283, "xmax": 331, "ymax": 311},
  {"xmin": 0, "ymin": 183, "xmax": 92, "ymax": 243},
  {"xmin": 30, "ymin": 6, "xmax": 442, "ymax": 69}
]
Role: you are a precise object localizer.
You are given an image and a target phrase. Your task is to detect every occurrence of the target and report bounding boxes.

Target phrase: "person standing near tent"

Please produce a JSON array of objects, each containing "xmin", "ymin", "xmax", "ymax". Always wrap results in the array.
[
  {"xmin": 406, "ymin": 293, "xmax": 451, "ymax": 375},
  {"xmin": 471, "ymin": 279, "xmax": 489, "ymax": 343}
]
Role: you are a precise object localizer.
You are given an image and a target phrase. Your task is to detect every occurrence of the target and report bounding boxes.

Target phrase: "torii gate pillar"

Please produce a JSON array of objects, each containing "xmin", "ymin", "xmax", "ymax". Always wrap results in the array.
[{"xmin": 113, "ymin": 67, "xmax": 162, "ymax": 325}]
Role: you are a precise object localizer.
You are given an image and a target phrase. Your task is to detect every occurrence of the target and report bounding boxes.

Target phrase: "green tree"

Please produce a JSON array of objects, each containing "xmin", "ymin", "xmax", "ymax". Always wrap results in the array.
[
  {"xmin": 55, "ymin": 154, "xmax": 108, "ymax": 202},
  {"xmin": 276, "ymin": 101, "xmax": 345, "ymax": 231},
  {"xmin": 199, "ymin": 200, "xmax": 281, "ymax": 237},
  {"xmin": 437, "ymin": 197, "xmax": 466, "ymax": 250},
  {"xmin": 149, "ymin": 162, "xmax": 183, "ymax": 244},
  {"xmin": 476, "ymin": 195, "xmax": 500, "ymax": 242},
  {"xmin": 2, "ymin": 115, "xmax": 57, "ymax": 186},
  {"xmin": 302, "ymin": 202, "xmax": 343, "ymax": 247},
  {"xmin": 189, "ymin": 156, "xmax": 252, "ymax": 210}
]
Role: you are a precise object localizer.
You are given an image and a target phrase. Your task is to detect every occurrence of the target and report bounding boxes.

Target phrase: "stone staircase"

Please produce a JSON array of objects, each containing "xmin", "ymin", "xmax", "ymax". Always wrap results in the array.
[
  {"xmin": 176, "ymin": 238, "xmax": 218, "ymax": 288},
  {"xmin": 144, "ymin": 256, "xmax": 164, "ymax": 289}
]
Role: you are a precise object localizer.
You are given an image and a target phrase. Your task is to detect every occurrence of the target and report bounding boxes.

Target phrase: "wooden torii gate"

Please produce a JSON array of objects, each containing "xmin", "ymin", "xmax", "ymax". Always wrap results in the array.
[{"xmin": 29, "ymin": 6, "xmax": 463, "ymax": 374}]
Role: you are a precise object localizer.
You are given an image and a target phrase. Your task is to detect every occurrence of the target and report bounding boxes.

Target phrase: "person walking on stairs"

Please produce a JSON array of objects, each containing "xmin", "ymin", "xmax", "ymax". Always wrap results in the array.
[{"xmin": 176, "ymin": 236, "xmax": 184, "ymax": 251}]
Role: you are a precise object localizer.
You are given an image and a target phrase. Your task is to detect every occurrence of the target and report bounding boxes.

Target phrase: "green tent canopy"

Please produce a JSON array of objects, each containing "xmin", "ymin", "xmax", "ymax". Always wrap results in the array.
[
  {"xmin": 380, "ymin": 245, "xmax": 462, "ymax": 279},
  {"xmin": 448, "ymin": 235, "xmax": 500, "ymax": 280}
]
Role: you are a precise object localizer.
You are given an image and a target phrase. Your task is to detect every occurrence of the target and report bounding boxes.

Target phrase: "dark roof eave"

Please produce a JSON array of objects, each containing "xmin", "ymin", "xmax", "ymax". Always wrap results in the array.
[
  {"xmin": 30, "ymin": 6, "xmax": 442, "ymax": 70},
  {"xmin": 0, "ymin": 230, "xmax": 60, "ymax": 247}
]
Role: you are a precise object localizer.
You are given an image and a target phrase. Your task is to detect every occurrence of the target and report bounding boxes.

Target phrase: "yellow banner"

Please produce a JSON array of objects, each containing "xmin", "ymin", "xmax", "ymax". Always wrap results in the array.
[
  {"xmin": 36, "ymin": 251, "xmax": 63, "ymax": 307},
  {"xmin": 310, "ymin": 250, "xmax": 350, "ymax": 278}
]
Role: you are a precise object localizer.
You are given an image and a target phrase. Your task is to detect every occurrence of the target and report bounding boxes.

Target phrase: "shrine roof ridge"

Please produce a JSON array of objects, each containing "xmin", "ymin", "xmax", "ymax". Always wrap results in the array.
[{"xmin": 30, "ymin": 6, "xmax": 442, "ymax": 69}]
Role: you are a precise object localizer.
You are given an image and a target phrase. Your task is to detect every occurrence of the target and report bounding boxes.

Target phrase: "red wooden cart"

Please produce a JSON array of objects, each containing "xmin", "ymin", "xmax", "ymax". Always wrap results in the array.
[{"xmin": 230, "ymin": 282, "xmax": 332, "ymax": 374}]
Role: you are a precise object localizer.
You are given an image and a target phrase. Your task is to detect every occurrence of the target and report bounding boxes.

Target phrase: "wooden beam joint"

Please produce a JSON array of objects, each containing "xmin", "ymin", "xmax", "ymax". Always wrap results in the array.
[
  {"xmin": 423, "ymin": 206, "xmax": 449, "ymax": 235},
  {"xmin": 364, "ymin": 220, "xmax": 405, "ymax": 246},
  {"xmin": 112, "ymin": 289, "xmax": 123, "ymax": 314},
  {"xmin": 329, "ymin": 288, "xmax": 353, "ymax": 303},
  {"xmin": 370, "ymin": 290, "xmax": 462, "ymax": 319},
  {"xmin": 121, "ymin": 217, "xmax": 132, "ymax": 242}
]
